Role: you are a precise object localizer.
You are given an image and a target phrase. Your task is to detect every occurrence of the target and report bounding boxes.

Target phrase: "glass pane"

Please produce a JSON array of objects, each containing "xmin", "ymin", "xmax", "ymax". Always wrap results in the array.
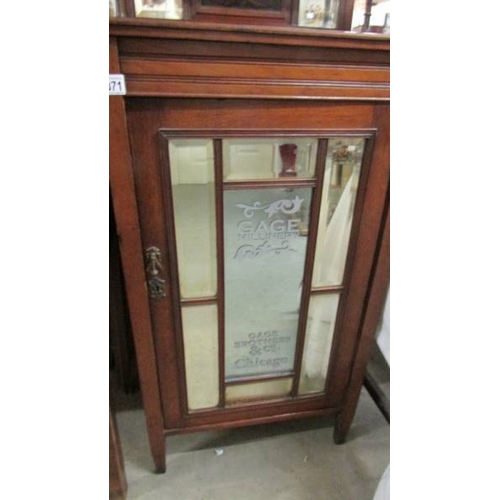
[
  {"xmin": 298, "ymin": 293, "xmax": 340, "ymax": 394},
  {"xmin": 223, "ymin": 138, "xmax": 317, "ymax": 181},
  {"xmin": 297, "ymin": 0, "xmax": 339, "ymax": 29},
  {"xmin": 134, "ymin": 0, "xmax": 183, "ymax": 19},
  {"xmin": 312, "ymin": 138, "xmax": 365, "ymax": 287},
  {"xmin": 352, "ymin": 0, "xmax": 390, "ymax": 34},
  {"xmin": 109, "ymin": 0, "xmax": 118, "ymax": 16},
  {"xmin": 169, "ymin": 139, "xmax": 217, "ymax": 299},
  {"xmin": 224, "ymin": 187, "xmax": 312, "ymax": 380},
  {"xmin": 226, "ymin": 378, "xmax": 293, "ymax": 403},
  {"xmin": 182, "ymin": 305, "xmax": 219, "ymax": 410}
]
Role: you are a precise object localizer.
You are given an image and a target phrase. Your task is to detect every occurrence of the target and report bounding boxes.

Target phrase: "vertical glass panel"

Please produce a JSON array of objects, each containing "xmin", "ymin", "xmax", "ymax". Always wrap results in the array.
[
  {"xmin": 224, "ymin": 187, "xmax": 312, "ymax": 380},
  {"xmin": 226, "ymin": 378, "xmax": 293, "ymax": 403},
  {"xmin": 182, "ymin": 305, "xmax": 219, "ymax": 410},
  {"xmin": 297, "ymin": 0, "xmax": 339, "ymax": 29},
  {"xmin": 109, "ymin": 0, "xmax": 118, "ymax": 16},
  {"xmin": 134, "ymin": 0, "xmax": 183, "ymax": 19},
  {"xmin": 298, "ymin": 293, "xmax": 340, "ymax": 394},
  {"xmin": 169, "ymin": 139, "xmax": 217, "ymax": 299},
  {"xmin": 223, "ymin": 138, "xmax": 317, "ymax": 181},
  {"xmin": 312, "ymin": 138, "xmax": 365, "ymax": 287}
]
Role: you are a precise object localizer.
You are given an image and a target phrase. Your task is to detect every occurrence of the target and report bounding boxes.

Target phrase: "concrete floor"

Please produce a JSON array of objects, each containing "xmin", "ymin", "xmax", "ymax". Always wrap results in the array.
[{"xmin": 115, "ymin": 388, "xmax": 389, "ymax": 500}]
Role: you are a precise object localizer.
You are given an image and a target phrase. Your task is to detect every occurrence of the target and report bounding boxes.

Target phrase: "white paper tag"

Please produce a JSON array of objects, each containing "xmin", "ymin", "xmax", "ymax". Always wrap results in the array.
[{"xmin": 109, "ymin": 74, "xmax": 126, "ymax": 95}]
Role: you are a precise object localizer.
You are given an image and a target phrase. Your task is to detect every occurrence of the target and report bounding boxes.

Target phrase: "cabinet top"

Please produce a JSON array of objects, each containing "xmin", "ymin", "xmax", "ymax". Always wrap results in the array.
[
  {"xmin": 109, "ymin": 17, "xmax": 389, "ymax": 52},
  {"xmin": 110, "ymin": 17, "xmax": 389, "ymax": 101}
]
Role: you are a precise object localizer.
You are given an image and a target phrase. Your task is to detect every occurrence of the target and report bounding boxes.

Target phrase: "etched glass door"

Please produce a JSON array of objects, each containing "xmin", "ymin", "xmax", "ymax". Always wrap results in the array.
[{"xmin": 160, "ymin": 133, "xmax": 368, "ymax": 409}]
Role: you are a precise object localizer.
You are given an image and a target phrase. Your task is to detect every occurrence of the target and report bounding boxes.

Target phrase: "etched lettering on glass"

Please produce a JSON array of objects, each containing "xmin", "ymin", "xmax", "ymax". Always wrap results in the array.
[
  {"xmin": 233, "ymin": 198, "xmax": 304, "ymax": 260},
  {"xmin": 224, "ymin": 188, "xmax": 312, "ymax": 380}
]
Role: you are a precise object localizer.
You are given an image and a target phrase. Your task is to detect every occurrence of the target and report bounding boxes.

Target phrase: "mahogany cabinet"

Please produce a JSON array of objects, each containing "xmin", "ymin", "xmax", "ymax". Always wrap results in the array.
[{"xmin": 109, "ymin": 18, "xmax": 389, "ymax": 473}]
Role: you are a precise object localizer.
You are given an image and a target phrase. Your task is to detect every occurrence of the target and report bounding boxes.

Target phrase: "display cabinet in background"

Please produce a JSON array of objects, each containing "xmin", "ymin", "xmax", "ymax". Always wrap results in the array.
[
  {"xmin": 110, "ymin": 0, "xmax": 390, "ymax": 32},
  {"xmin": 110, "ymin": 14, "xmax": 389, "ymax": 473}
]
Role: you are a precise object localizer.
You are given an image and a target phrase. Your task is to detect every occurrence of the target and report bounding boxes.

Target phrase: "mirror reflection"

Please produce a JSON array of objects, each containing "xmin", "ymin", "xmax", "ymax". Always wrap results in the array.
[{"xmin": 312, "ymin": 137, "xmax": 365, "ymax": 288}]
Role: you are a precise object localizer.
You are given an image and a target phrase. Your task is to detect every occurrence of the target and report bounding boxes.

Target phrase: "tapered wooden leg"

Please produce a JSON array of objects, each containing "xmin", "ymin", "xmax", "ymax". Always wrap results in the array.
[
  {"xmin": 333, "ymin": 393, "xmax": 361, "ymax": 444},
  {"xmin": 151, "ymin": 434, "xmax": 166, "ymax": 473},
  {"xmin": 143, "ymin": 412, "xmax": 166, "ymax": 473}
]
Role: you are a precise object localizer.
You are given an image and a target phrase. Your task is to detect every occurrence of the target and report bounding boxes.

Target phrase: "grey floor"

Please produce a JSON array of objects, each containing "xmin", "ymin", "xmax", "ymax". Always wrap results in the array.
[{"xmin": 115, "ymin": 387, "xmax": 389, "ymax": 500}]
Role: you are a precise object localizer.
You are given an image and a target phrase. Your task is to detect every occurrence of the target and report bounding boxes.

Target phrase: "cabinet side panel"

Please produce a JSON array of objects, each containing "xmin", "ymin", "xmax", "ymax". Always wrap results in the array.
[{"xmin": 110, "ymin": 37, "xmax": 166, "ymax": 470}]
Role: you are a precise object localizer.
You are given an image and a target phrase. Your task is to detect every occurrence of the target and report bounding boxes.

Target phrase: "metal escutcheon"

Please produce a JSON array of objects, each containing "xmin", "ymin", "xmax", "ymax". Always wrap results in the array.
[{"xmin": 145, "ymin": 246, "xmax": 166, "ymax": 299}]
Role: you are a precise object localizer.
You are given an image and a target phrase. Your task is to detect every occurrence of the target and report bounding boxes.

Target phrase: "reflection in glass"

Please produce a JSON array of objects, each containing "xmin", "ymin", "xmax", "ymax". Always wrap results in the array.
[
  {"xmin": 297, "ymin": 0, "xmax": 339, "ymax": 28},
  {"xmin": 298, "ymin": 294, "xmax": 340, "ymax": 394},
  {"xmin": 226, "ymin": 378, "xmax": 293, "ymax": 403},
  {"xmin": 351, "ymin": 0, "xmax": 390, "ymax": 33},
  {"xmin": 224, "ymin": 187, "xmax": 312, "ymax": 380},
  {"xmin": 134, "ymin": 0, "xmax": 183, "ymax": 19},
  {"xmin": 109, "ymin": 0, "xmax": 118, "ymax": 16},
  {"xmin": 312, "ymin": 138, "xmax": 365, "ymax": 288},
  {"xmin": 182, "ymin": 305, "xmax": 219, "ymax": 410},
  {"xmin": 223, "ymin": 138, "xmax": 317, "ymax": 181},
  {"xmin": 169, "ymin": 139, "xmax": 217, "ymax": 299}
]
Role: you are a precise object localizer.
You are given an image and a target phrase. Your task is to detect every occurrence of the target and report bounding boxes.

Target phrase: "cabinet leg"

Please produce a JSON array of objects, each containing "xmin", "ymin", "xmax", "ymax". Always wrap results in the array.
[
  {"xmin": 333, "ymin": 386, "xmax": 362, "ymax": 444},
  {"xmin": 151, "ymin": 437, "xmax": 166, "ymax": 473},
  {"xmin": 333, "ymin": 408, "xmax": 354, "ymax": 444}
]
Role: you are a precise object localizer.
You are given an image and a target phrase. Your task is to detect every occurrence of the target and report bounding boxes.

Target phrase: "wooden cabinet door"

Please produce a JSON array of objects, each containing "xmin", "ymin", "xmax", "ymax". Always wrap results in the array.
[{"xmin": 126, "ymin": 97, "xmax": 389, "ymax": 435}]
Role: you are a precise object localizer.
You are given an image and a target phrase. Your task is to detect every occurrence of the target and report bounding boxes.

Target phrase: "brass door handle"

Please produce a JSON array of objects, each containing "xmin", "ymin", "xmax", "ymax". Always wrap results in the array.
[{"xmin": 145, "ymin": 246, "xmax": 166, "ymax": 299}]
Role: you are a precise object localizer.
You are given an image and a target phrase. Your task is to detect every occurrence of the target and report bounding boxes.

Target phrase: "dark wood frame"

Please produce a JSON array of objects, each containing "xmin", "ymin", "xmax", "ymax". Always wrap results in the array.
[{"xmin": 110, "ymin": 19, "xmax": 389, "ymax": 473}]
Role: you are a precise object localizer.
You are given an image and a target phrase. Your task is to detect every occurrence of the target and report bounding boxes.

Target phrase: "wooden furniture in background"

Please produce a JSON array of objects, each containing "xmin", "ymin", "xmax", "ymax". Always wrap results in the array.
[
  {"xmin": 110, "ymin": 196, "xmax": 139, "ymax": 394},
  {"xmin": 109, "ymin": 410, "xmax": 127, "ymax": 500}
]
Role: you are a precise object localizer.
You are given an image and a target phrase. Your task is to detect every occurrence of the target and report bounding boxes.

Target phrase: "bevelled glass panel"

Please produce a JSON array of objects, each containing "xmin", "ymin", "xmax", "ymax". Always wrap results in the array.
[
  {"xmin": 312, "ymin": 138, "xmax": 365, "ymax": 287},
  {"xmin": 169, "ymin": 139, "xmax": 217, "ymax": 299},
  {"xmin": 224, "ymin": 187, "xmax": 312, "ymax": 380},
  {"xmin": 226, "ymin": 378, "xmax": 293, "ymax": 403},
  {"xmin": 298, "ymin": 293, "xmax": 340, "ymax": 394},
  {"xmin": 223, "ymin": 138, "xmax": 318, "ymax": 181},
  {"xmin": 182, "ymin": 305, "xmax": 219, "ymax": 410}
]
